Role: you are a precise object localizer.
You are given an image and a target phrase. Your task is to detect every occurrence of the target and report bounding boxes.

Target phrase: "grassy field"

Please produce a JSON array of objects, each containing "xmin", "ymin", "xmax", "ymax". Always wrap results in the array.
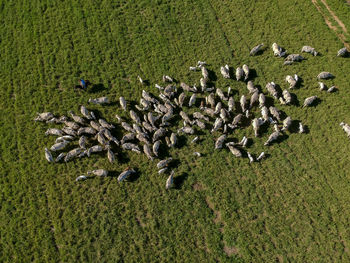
[{"xmin": 1, "ymin": 0, "xmax": 350, "ymax": 262}]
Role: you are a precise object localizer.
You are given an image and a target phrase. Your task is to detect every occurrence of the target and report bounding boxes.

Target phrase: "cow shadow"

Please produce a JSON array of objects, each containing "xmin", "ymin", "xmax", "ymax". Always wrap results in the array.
[
  {"xmin": 116, "ymin": 149, "xmax": 130, "ymax": 164},
  {"xmin": 176, "ymin": 135, "xmax": 188, "ymax": 148},
  {"xmin": 253, "ymin": 49, "xmax": 265, "ymax": 56},
  {"xmin": 108, "ymin": 168, "xmax": 140, "ymax": 182},
  {"xmin": 247, "ymin": 68, "xmax": 258, "ymax": 81},
  {"xmin": 275, "ymin": 133, "xmax": 289, "ymax": 145},
  {"xmin": 264, "ymin": 95, "xmax": 275, "ymax": 108},
  {"xmin": 127, "ymin": 168, "xmax": 140, "ymax": 182},
  {"xmin": 107, "ymin": 170, "xmax": 119, "ymax": 178},
  {"xmin": 257, "ymin": 152, "xmax": 271, "ymax": 161},
  {"xmin": 89, "ymin": 83, "xmax": 106, "ymax": 93},
  {"xmin": 305, "ymin": 97, "xmax": 322, "ymax": 107},
  {"xmin": 250, "ymin": 45, "xmax": 267, "ymax": 56},
  {"xmin": 294, "ymin": 76, "xmax": 304, "ymax": 89},
  {"xmin": 228, "ymin": 66, "xmax": 235, "ymax": 79},
  {"xmin": 289, "ymin": 120, "xmax": 301, "ymax": 133},
  {"xmin": 140, "ymin": 79, "xmax": 150, "ymax": 86},
  {"xmin": 290, "ymin": 92, "xmax": 300, "ymax": 106},
  {"xmin": 259, "ymin": 121, "xmax": 271, "ymax": 136},
  {"xmin": 288, "ymin": 120, "xmax": 310, "ymax": 134},
  {"xmin": 158, "ymin": 142, "xmax": 170, "ymax": 159},
  {"xmin": 208, "ymin": 69, "xmax": 217, "ymax": 82},
  {"xmin": 278, "ymin": 109, "xmax": 288, "ymax": 121},
  {"xmin": 174, "ymin": 172, "xmax": 189, "ymax": 190},
  {"xmin": 168, "ymin": 159, "xmax": 181, "ymax": 170},
  {"xmin": 339, "ymin": 52, "xmax": 350, "ymax": 58}
]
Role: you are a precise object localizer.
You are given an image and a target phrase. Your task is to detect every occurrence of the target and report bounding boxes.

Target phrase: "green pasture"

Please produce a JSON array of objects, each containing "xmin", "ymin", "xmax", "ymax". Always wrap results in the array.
[{"xmin": 1, "ymin": 0, "xmax": 350, "ymax": 262}]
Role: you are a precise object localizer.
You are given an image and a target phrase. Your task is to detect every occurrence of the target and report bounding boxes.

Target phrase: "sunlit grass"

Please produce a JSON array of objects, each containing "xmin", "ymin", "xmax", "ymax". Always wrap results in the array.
[{"xmin": 1, "ymin": 0, "xmax": 350, "ymax": 262}]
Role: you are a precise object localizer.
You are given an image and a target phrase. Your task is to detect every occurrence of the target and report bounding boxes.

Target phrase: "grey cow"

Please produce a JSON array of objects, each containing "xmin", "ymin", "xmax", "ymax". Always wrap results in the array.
[
  {"xmin": 303, "ymin": 96, "xmax": 318, "ymax": 107},
  {"xmin": 157, "ymin": 158, "xmax": 173, "ymax": 169},
  {"xmin": 35, "ymin": 112, "xmax": 54, "ymax": 122},
  {"xmin": 282, "ymin": 90, "xmax": 292, "ymax": 105},
  {"xmin": 317, "ymin": 72, "xmax": 334, "ymax": 80},
  {"xmin": 88, "ymin": 97, "xmax": 109, "ymax": 104},
  {"xmin": 45, "ymin": 128, "xmax": 63, "ymax": 136},
  {"xmin": 50, "ymin": 141, "xmax": 69, "ymax": 152},
  {"xmin": 215, "ymin": 134, "xmax": 227, "ymax": 149},
  {"xmin": 120, "ymin": 97, "xmax": 127, "ymax": 111},
  {"xmin": 143, "ymin": 144, "xmax": 154, "ymax": 160},
  {"xmin": 166, "ymin": 170, "xmax": 174, "ymax": 190},
  {"xmin": 118, "ymin": 168, "xmax": 136, "ymax": 182},
  {"xmin": 45, "ymin": 148, "xmax": 54, "ymax": 163},
  {"xmin": 80, "ymin": 106, "xmax": 94, "ymax": 120},
  {"xmin": 337, "ymin": 47, "xmax": 348, "ymax": 57},
  {"xmin": 87, "ymin": 169, "xmax": 108, "ymax": 177},
  {"xmin": 301, "ymin": 46, "xmax": 318, "ymax": 56},
  {"xmin": 284, "ymin": 54, "xmax": 304, "ymax": 65},
  {"xmin": 264, "ymin": 131, "xmax": 281, "ymax": 146},
  {"xmin": 250, "ymin": 43, "xmax": 264, "ymax": 56}
]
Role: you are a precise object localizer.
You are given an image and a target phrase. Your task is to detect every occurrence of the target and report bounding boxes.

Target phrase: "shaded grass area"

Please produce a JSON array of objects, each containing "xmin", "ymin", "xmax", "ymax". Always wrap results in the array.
[{"xmin": 1, "ymin": 0, "xmax": 350, "ymax": 262}]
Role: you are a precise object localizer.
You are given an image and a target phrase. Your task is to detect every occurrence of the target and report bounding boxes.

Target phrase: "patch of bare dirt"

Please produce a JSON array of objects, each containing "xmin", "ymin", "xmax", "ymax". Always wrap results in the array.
[
  {"xmin": 224, "ymin": 245, "xmax": 239, "ymax": 256},
  {"xmin": 56, "ymin": 82, "xmax": 64, "ymax": 91},
  {"xmin": 136, "ymin": 215, "xmax": 146, "ymax": 227},
  {"xmin": 205, "ymin": 197, "xmax": 242, "ymax": 257},
  {"xmin": 122, "ymin": 77, "xmax": 132, "ymax": 83},
  {"xmin": 276, "ymin": 255, "xmax": 284, "ymax": 262},
  {"xmin": 341, "ymin": 239, "xmax": 349, "ymax": 253},
  {"xmin": 205, "ymin": 197, "xmax": 222, "ymax": 224},
  {"xmin": 192, "ymin": 182, "xmax": 203, "ymax": 191}
]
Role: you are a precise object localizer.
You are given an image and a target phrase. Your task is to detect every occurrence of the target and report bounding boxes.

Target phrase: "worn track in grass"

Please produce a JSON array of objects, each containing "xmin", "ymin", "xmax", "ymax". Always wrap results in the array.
[{"xmin": 312, "ymin": 0, "xmax": 350, "ymax": 49}]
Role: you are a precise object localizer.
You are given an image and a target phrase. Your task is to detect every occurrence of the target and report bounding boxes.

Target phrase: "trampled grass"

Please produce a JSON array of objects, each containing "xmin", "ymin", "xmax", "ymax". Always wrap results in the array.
[{"xmin": 1, "ymin": 0, "xmax": 350, "ymax": 262}]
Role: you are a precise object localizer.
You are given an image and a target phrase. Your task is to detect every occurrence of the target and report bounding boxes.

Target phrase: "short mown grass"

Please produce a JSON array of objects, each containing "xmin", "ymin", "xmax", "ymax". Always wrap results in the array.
[{"xmin": 1, "ymin": 0, "xmax": 350, "ymax": 262}]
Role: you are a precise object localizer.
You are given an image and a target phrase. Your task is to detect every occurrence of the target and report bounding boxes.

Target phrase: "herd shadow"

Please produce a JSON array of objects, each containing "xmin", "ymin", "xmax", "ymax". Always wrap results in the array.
[{"xmin": 140, "ymin": 79, "xmax": 150, "ymax": 86}]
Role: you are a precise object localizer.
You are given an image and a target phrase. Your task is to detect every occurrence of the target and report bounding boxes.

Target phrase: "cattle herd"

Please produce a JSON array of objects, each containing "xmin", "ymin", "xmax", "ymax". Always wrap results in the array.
[{"xmin": 35, "ymin": 43, "xmax": 349, "ymax": 189}]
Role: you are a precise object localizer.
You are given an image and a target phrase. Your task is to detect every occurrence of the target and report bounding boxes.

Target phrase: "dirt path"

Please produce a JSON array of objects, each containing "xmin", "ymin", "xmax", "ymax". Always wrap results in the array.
[
  {"xmin": 311, "ymin": 0, "xmax": 350, "ymax": 49},
  {"xmin": 320, "ymin": 0, "xmax": 348, "ymax": 34}
]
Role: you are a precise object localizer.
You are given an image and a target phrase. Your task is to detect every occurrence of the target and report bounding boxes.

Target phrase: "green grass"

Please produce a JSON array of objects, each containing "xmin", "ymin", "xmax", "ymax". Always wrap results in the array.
[
  {"xmin": 1, "ymin": 0, "xmax": 350, "ymax": 262},
  {"xmin": 319, "ymin": 0, "xmax": 350, "ymax": 42}
]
